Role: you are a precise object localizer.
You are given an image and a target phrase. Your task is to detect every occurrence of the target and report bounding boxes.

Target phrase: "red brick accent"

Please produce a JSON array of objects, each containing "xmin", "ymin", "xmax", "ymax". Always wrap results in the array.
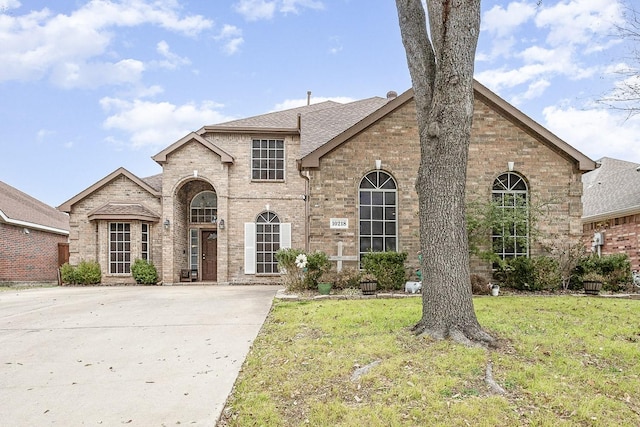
[{"xmin": 0, "ymin": 223, "xmax": 68, "ymax": 283}]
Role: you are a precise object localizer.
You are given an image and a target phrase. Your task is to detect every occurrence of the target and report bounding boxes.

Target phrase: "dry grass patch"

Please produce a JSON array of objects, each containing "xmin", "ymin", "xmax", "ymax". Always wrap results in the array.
[{"xmin": 218, "ymin": 296, "xmax": 640, "ymax": 426}]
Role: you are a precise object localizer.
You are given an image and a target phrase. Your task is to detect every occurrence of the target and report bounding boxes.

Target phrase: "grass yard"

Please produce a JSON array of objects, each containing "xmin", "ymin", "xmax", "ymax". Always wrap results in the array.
[{"xmin": 218, "ymin": 296, "xmax": 640, "ymax": 427}]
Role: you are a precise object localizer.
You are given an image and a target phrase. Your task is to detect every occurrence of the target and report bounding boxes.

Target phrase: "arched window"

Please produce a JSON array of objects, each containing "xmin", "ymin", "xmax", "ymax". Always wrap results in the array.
[
  {"xmin": 359, "ymin": 171, "xmax": 398, "ymax": 261},
  {"xmin": 256, "ymin": 211, "xmax": 280, "ymax": 274},
  {"xmin": 492, "ymin": 172, "xmax": 529, "ymax": 260},
  {"xmin": 190, "ymin": 191, "xmax": 217, "ymax": 223}
]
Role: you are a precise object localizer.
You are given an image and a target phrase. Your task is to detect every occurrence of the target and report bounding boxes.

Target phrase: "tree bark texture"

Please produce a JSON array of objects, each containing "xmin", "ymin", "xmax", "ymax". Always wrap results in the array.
[{"xmin": 396, "ymin": 0, "xmax": 494, "ymax": 346}]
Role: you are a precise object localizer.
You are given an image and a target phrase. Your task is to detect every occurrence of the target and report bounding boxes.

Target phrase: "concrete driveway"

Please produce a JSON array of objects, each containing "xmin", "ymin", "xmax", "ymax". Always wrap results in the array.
[{"xmin": 0, "ymin": 285, "xmax": 280, "ymax": 426}]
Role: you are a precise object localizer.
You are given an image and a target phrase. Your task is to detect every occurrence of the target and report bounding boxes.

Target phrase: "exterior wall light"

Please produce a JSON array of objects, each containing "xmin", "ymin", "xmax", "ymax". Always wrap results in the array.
[
  {"xmin": 164, "ymin": 219, "xmax": 170, "ymax": 229},
  {"xmin": 218, "ymin": 219, "xmax": 225, "ymax": 230}
]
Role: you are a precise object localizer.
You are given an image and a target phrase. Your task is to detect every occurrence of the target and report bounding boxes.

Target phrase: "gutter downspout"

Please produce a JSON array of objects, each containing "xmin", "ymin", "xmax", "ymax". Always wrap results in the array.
[{"xmin": 297, "ymin": 112, "xmax": 310, "ymax": 252}]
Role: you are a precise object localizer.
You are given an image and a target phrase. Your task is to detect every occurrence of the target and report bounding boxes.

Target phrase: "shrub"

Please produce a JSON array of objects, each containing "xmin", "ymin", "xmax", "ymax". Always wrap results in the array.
[
  {"xmin": 131, "ymin": 259, "xmax": 158, "ymax": 285},
  {"xmin": 362, "ymin": 251, "xmax": 407, "ymax": 291},
  {"xmin": 275, "ymin": 248, "xmax": 330, "ymax": 291},
  {"xmin": 76, "ymin": 260, "xmax": 102, "ymax": 285},
  {"xmin": 470, "ymin": 274, "xmax": 490, "ymax": 295},
  {"xmin": 531, "ymin": 256, "xmax": 561, "ymax": 291},
  {"xmin": 303, "ymin": 251, "xmax": 330, "ymax": 289},
  {"xmin": 60, "ymin": 262, "xmax": 79, "ymax": 285},
  {"xmin": 328, "ymin": 268, "xmax": 362, "ymax": 290},
  {"xmin": 61, "ymin": 260, "xmax": 101, "ymax": 285},
  {"xmin": 574, "ymin": 254, "xmax": 632, "ymax": 292}
]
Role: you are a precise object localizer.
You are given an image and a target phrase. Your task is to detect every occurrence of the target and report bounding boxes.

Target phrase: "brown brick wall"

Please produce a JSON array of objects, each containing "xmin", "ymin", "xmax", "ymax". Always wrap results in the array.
[
  {"xmin": 67, "ymin": 175, "xmax": 161, "ymax": 285},
  {"xmin": 308, "ymin": 97, "xmax": 584, "ymax": 280},
  {"xmin": 0, "ymin": 223, "xmax": 68, "ymax": 283}
]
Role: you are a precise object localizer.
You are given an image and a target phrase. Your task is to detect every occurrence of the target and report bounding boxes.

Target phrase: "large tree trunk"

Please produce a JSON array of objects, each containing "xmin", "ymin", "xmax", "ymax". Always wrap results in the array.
[{"xmin": 396, "ymin": 0, "xmax": 495, "ymax": 346}]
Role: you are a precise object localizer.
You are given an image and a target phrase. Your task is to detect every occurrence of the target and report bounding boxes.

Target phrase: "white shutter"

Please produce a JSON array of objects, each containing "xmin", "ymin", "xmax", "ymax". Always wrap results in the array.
[
  {"xmin": 244, "ymin": 222, "xmax": 256, "ymax": 275},
  {"xmin": 280, "ymin": 223, "xmax": 291, "ymax": 249}
]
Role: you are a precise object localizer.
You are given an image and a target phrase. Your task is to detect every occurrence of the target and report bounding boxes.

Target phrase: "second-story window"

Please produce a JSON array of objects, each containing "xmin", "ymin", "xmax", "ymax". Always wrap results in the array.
[{"xmin": 252, "ymin": 139, "xmax": 284, "ymax": 180}]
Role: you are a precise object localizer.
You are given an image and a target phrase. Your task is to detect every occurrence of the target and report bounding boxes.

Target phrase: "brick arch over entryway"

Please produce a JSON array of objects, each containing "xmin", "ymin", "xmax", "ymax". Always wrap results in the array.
[{"xmin": 172, "ymin": 179, "xmax": 218, "ymax": 282}]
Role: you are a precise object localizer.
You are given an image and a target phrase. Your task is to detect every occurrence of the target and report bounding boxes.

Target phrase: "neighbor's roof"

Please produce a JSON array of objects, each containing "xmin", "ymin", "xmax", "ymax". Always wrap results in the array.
[
  {"xmin": 582, "ymin": 157, "xmax": 640, "ymax": 221},
  {"xmin": 0, "ymin": 180, "xmax": 69, "ymax": 235}
]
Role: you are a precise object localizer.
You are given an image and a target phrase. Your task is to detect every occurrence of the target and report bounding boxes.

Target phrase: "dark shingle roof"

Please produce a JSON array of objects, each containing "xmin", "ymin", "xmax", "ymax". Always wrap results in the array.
[
  {"xmin": 215, "ymin": 101, "xmax": 342, "ymax": 130},
  {"xmin": 299, "ymin": 97, "xmax": 388, "ymax": 157},
  {"xmin": 87, "ymin": 203, "xmax": 160, "ymax": 221},
  {"xmin": 0, "ymin": 180, "xmax": 69, "ymax": 233},
  {"xmin": 143, "ymin": 174, "xmax": 162, "ymax": 192},
  {"xmin": 582, "ymin": 157, "xmax": 640, "ymax": 219}
]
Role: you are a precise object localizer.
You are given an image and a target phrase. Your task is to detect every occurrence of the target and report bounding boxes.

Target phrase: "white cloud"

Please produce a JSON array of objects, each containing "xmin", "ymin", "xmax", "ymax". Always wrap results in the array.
[
  {"xmin": 234, "ymin": 0, "xmax": 323, "ymax": 21},
  {"xmin": 0, "ymin": 1, "xmax": 212, "ymax": 87},
  {"xmin": 234, "ymin": 0, "xmax": 276, "ymax": 21},
  {"xmin": 0, "ymin": 0, "xmax": 21, "ymax": 11},
  {"xmin": 214, "ymin": 24, "xmax": 244, "ymax": 55},
  {"xmin": 535, "ymin": 0, "xmax": 623, "ymax": 47},
  {"xmin": 36, "ymin": 129, "xmax": 55, "ymax": 142},
  {"xmin": 482, "ymin": 1, "xmax": 536, "ymax": 38},
  {"xmin": 50, "ymin": 58, "xmax": 146, "ymax": 89},
  {"xmin": 100, "ymin": 97, "xmax": 235, "ymax": 149},
  {"xmin": 280, "ymin": 0, "xmax": 324, "ymax": 15},
  {"xmin": 272, "ymin": 95, "xmax": 355, "ymax": 111},
  {"xmin": 152, "ymin": 40, "xmax": 191, "ymax": 69},
  {"xmin": 477, "ymin": 0, "xmax": 626, "ymax": 103},
  {"xmin": 543, "ymin": 105, "xmax": 640, "ymax": 163}
]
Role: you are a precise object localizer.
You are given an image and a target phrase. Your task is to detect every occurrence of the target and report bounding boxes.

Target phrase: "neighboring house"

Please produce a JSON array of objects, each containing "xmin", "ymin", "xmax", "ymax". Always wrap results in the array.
[
  {"xmin": 58, "ymin": 81, "xmax": 595, "ymax": 285},
  {"xmin": 0, "ymin": 181, "xmax": 70, "ymax": 284},
  {"xmin": 582, "ymin": 157, "xmax": 640, "ymax": 270}
]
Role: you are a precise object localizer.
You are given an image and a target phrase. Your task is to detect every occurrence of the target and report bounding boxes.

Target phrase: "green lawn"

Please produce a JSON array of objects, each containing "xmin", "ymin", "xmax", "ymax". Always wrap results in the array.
[{"xmin": 218, "ymin": 296, "xmax": 640, "ymax": 426}]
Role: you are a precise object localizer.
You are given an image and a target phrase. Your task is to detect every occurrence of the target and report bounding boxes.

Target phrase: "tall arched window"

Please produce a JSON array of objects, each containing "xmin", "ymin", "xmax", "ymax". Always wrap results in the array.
[
  {"xmin": 492, "ymin": 172, "xmax": 529, "ymax": 260},
  {"xmin": 359, "ymin": 171, "xmax": 398, "ymax": 261},
  {"xmin": 190, "ymin": 191, "xmax": 217, "ymax": 223},
  {"xmin": 256, "ymin": 211, "xmax": 280, "ymax": 274}
]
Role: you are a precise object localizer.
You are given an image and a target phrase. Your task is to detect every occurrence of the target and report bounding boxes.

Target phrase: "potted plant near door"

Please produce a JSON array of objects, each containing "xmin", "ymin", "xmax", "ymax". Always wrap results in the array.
[{"xmin": 582, "ymin": 271, "xmax": 605, "ymax": 295}]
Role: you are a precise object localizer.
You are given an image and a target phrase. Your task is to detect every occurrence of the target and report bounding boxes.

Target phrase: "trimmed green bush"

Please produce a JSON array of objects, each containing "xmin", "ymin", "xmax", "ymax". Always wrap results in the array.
[
  {"xmin": 60, "ymin": 260, "xmax": 101, "ymax": 285},
  {"xmin": 60, "ymin": 262, "xmax": 79, "ymax": 284},
  {"xmin": 362, "ymin": 251, "xmax": 407, "ymax": 291},
  {"xmin": 131, "ymin": 259, "xmax": 158, "ymax": 285},
  {"xmin": 574, "ymin": 253, "xmax": 632, "ymax": 292}
]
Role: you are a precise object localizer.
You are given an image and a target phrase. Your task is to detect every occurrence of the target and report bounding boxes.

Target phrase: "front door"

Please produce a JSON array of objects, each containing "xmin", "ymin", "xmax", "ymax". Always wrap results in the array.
[{"xmin": 201, "ymin": 230, "xmax": 217, "ymax": 281}]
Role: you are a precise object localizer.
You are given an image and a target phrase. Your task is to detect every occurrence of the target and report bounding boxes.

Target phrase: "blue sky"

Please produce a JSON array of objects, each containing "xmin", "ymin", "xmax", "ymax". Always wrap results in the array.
[{"xmin": 0, "ymin": 0, "xmax": 636, "ymax": 207}]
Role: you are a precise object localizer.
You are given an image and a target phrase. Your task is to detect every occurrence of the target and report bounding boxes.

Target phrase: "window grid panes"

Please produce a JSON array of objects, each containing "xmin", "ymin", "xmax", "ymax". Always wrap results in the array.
[
  {"xmin": 141, "ymin": 223, "xmax": 149, "ymax": 261},
  {"xmin": 359, "ymin": 171, "xmax": 398, "ymax": 262},
  {"xmin": 109, "ymin": 222, "xmax": 131, "ymax": 274},
  {"xmin": 491, "ymin": 172, "xmax": 529, "ymax": 260},
  {"xmin": 190, "ymin": 191, "xmax": 218, "ymax": 223},
  {"xmin": 190, "ymin": 229, "xmax": 199, "ymax": 272},
  {"xmin": 256, "ymin": 211, "xmax": 280, "ymax": 274},
  {"xmin": 252, "ymin": 139, "xmax": 284, "ymax": 180}
]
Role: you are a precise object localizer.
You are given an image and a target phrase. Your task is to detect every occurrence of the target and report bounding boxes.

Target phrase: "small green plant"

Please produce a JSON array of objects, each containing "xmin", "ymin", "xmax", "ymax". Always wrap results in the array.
[
  {"xmin": 361, "ymin": 251, "xmax": 407, "ymax": 291},
  {"xmin": 60, "ymin": 262, "xmax": 79, "ymax": 284},
  {"xmin": 276, "ymin": 248, "xmax": 330, "ymax": 291},
  {"xmin": 61, "ymin": 260, "xmax": 101, "ymax": 285},
  {"xmin": 131, "ymin": 259, "xmax": 158, "ymax": 285}
]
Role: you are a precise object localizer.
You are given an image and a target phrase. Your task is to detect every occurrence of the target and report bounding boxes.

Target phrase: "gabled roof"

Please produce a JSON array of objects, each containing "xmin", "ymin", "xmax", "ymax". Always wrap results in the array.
[
  {"xmin": 200, "ymin": 101, "xmax": 342, "ymax": 134},
  {"xmin": 299, "ymin": 81, "xmax": 596, "ymax": 171},
  {"xmin": 582, "ymin": 157, "xmax": 640, "ymax": 221},
  {"xmin": 152, "ymin": 132, "xmax": 235, "ymax": 165},
  {"xmin": 58, "ymin": 167, "xmax": 161, "ymax": 213},
  {"xmin": 88, "ymin": 202, "xmax": 160, "ymax": 222},
  {"xmin": 0, "ymin": 180, "xmax": 69, "ymax": 235}
]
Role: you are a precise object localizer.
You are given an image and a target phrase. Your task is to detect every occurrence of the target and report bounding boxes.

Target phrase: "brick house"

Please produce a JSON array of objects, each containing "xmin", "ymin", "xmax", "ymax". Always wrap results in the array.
[
  {"xmin": 582, "ymin": 157, "xmax": 640, "ymax": 270},
  {"xmin": 0, "ymin": 181, "xmax": 69, "ymax": 285},
  {"xmin": 58, "ymin": 81, "xmax": 595, "ymax": 285}
]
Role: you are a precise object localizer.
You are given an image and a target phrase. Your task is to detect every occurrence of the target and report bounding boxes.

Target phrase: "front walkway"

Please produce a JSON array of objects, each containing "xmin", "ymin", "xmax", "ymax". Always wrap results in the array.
[{"xmin": 0, "ymin": 285, "xmax": 279, "ymax": 425}]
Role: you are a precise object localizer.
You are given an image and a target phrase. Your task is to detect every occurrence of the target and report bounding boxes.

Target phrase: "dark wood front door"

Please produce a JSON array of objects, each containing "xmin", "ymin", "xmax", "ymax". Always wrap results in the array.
[{"xmin": 202, "ymin": 230, "xmax": 217, "ymax": 281}]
